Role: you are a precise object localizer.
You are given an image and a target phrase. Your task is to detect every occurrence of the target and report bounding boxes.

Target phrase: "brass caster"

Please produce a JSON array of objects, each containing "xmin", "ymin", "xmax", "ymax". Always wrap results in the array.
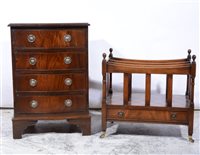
[
  {"xmin": 188, "ymin": 136, "xmax": 194, "ymax": 143},
  {"xmin": 100, "ymin": 132, "xmax": 106, "ymax": 138}
]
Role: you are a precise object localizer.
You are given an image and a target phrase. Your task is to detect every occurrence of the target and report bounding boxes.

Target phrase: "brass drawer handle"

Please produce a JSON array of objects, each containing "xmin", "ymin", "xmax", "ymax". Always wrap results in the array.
[
  {"xmin": 30, "ymin": 100, "xmax": 38, "ymax": 108},
  {"xmin": 29, "ymin": 79, "xmax": 37, "ymax": 87},
  {"xmin": 171, "ymin": 113, "xmax": 177, "ymax": 120},
  {"xmin": 27, "ymin": 34, "xmax": 36, "ymax": 43},
  {"xmin": 29, "ymin": 57, "xmax": 37, "ymax": 65},
  {"xmin": 118, "ymin": 111, "xmax": 125, "ymax": 118},
  {"xmin": 64, "ymin": 56, "xmax": 72, "ymax": 64},
  {"xmin": 64, "ymin": 78, "xmax": 72, "ymax": 86},
  {"xmin": 64, "ymin": 34, "xmax": 71, "ymax": 42},
  {"xmin": 64, "ymin": 99, "xmax": 72, "ymax": 107}
]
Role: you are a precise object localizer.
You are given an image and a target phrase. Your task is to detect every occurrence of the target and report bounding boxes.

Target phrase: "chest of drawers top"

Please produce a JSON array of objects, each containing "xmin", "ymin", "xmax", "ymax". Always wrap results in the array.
[{"xmin": 9, "ymin": 23, "xmax": 89, "ymax": 49}]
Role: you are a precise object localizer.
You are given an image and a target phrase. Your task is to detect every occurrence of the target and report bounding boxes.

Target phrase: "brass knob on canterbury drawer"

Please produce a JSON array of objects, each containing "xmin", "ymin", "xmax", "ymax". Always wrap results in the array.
[
  {"xmin": 118, "ymin": 111, "xmax": 125, "ymax": 118},
  {"xmin": 171, "ymin": 113, "xmax": 177, "ymax": 120},
  {"xmin": 64, "ymin": 99, "xmax": 72, "ymax": 107},
  {"xmin": 29, "ymin": 79, "xmax": 37, "ymax": 87},
  {"xmin": 64, "ymin": 34, "xmax": 72, "ymax": 42},
  {"xmin": 64, "ymin": 56, "xmax": 72, "ymax": 64},
  {"xmin": 29, "ymin": 57, "xmax": 37, "ymax": 65},
  {"xmin": 27, "ymin": 34, "xmax": 36, "ymax": 43},
  {"xmin": 64, "ymin": 78, "xmax": 72, "ymax": 86},
  {"xmin": 30, "ymin": 100, "xmax": 38, "ymax": 108}
]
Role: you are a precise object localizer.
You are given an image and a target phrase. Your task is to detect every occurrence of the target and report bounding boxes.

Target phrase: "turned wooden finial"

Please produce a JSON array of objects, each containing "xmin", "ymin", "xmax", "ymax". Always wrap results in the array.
[
  {"xmin": 109, "ymin": 48, "xmax": 113, "ymax": 58},
  {"xmin": 103, "ymin": 53, "xmax": 107, "ymax": 60},
  {"xmin": 192, "ymin": 55, "xmax": 196, "ymax": 63},
  {"xmin": 187, "ymin": 49, "xmax": 191, "ymax": 61}
]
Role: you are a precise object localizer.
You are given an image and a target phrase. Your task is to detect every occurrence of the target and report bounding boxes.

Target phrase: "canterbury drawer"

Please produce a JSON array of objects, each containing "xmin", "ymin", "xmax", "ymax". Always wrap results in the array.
[
  {"xmin": 107, "ymin": 109, "xmax": 188, "ymax": 123},
  {"xmin": 11, "ymin": 29, "xmax": 87, "ymax": 48},
  {"xmin": 15, "ymin": 95, "xmax": 87, "ymax": 114},
  {"xmin": 15, "ymin": 52, "xmax": 87, "ymax": 70},
  {"xmin": 15, "ymin": 73, "xmax": 87, "ymax": 91}
]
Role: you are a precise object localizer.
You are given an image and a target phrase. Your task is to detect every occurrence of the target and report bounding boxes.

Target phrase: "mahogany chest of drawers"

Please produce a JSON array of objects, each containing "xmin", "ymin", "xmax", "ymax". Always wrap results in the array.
[{"xmin": 9, "ymin": 23, "xmax": 91, "ymax": 139}]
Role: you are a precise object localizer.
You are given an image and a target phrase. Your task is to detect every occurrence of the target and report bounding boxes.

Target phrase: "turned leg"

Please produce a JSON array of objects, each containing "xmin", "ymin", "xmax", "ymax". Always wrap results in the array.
[
  {"xmin": 68, "ymin": 117, "xmax": 91, "ymax": 135},
  {"xmin": 188, "ymin": 68, "xmax": 195, "ymax": 142},
  {"xmin": 101, "ymin": 103, "xmax": 107, "ymax": 138},
  {"xmin": 12, "ymin": 120, "xmax": 37, "ymax": 139},
  {"xmin": 188, "ymin": 109, "xmax": 194, "ymax": 142},
  {"xmin": 188, "ymin": 108, "xmax": 194, "ymax": 143},
  {"xmin": 101, "ymin": 93, "xmax": 107, "ymax": 138},
  {"xmin": 100, "ymin": 97, "xmax": 107, "ymax": 138},
  {"xmin": 100, "ymin": 111, "xmax": 106, "ymax": 139},
  {"xmin": 101, "ymin": 53, "xmax": 108, "ymax": 138}
]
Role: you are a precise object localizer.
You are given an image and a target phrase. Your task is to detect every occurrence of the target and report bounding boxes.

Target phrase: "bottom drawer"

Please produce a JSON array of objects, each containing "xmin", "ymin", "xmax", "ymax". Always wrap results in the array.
[
  {"xmin": 15, "ymin": 95, "xmax": 87, "ymax": 114},
  {"xmin": 107, "ymin": 109, "xmax": 188, "ymax": 123}
]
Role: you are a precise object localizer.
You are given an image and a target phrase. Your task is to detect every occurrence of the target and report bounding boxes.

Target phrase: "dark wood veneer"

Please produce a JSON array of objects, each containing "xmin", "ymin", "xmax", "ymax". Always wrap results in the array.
[
  {"xmin": 9, "ymin": 23, "xmax": 90, "ymax": 139},
  {"xmin": 15, "ymin": 52, "xmax": 87, "ymax": 70},
  {"xmin": 15, "ymin": 95, "xmax": 87, "ymax": 114},
  {"xmin": 15, "ymin": 73, "xmax": 86, "ymax": 91},
  {"xmin": 12, "ymin": 29, "xmax": 87, "ymax": 48}
]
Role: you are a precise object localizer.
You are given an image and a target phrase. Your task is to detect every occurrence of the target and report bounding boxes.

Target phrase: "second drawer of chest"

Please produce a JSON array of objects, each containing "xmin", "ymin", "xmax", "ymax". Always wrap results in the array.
[
  {"xmin": 15, "ymin": 94, "xmax": 87, "ymax": 114},
  {"xmin": 15, "ymin": 52, "xmax": 87, "ymax": 70},
  {"xmin": 15, "ymin": 73, "xmax": 87, "ymax": 91}
]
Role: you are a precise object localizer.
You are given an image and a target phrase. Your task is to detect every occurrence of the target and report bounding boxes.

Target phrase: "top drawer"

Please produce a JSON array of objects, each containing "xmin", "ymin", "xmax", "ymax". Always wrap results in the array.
[{"xmin": 11, "ymin": 29, "xmax": 87, "ymax": 49}]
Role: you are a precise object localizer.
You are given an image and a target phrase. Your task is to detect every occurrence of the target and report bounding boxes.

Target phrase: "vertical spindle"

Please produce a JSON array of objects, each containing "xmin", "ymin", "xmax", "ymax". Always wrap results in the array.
[
  {"xmin": 166, "ymin": 74, "xmax": 173, "ymax": 107},
  {"xmin": 145, "ymin": 74, "xmax": 151, "ymax": 106}
]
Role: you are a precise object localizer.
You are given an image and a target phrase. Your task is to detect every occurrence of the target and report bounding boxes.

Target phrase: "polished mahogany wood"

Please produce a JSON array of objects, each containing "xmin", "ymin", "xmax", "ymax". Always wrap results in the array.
[
  {"xmin": 15, "ymin": 73, "xmax": 86, "ymax": 91},
  {"xmin": 123, "ymin": 73, "xmax": 129, "ymax": 106},
  {"xmin": 106, "ymin": 92, "xmax": 189, "ymax": 108},
  {"xmin": 12, "ymin": 29, "xmax": 87, "ymax": 48},
  {"xmin": 145, "ymin": 73, "xmax": 151, "ymax": 106},
  {"xmin": 107, "ymin": 63, "xmax": 191, "ymax": 74},
  {"xmin": 106, "ymin": 108, "xmax": 188, "ymax": 123},
  {"xmin": 8, "ymin": 23, "xmax": 90, "ymax": 28},
  {"xmin": 15, "ymin": 52, "xmax": 87, "ymax": 70},
  {"xmin": 12, "ymin": 113, "xmax": 91, "ymax": 139},
  {"xmin": 9, "ymin": 23, "xmax": 90, "ymax": 139},
  {"xmin": 166, "ymin": 74, "xmax": 173, "ymax": 107},
  {"xmin": 15, "ymin": 95, "xmax": 87, "ymax": 114},
  {"xmin": 102, "ymin": 48, "xmax": 196, "ymax": 140}
]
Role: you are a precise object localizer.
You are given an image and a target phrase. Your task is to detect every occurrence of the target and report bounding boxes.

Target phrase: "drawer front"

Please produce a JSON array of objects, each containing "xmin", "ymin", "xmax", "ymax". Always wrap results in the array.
[
  {"xmin": 16, "ymin": 73, "xmax": 86, "ymax": 91},
  {"xmin": 15, "ymin": 52, "xmax": 87, "ymax": 70},
  {"xmin": 107, "ymin": 109, "xmax": 188, "ymax": 123},
  {"xmin": 15, "ymin": 95, "xmax": 87, "ymax": 114},
  {"xmin": 12, "ymin": 29, "xmax": 87, "ymax": 48}
]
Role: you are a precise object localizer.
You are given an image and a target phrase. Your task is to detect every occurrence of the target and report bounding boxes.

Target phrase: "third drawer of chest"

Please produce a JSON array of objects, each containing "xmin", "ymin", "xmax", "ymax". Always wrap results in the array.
[{"xmin": 15, "ymin": 73, "xmax": 87, "ymax": 91}]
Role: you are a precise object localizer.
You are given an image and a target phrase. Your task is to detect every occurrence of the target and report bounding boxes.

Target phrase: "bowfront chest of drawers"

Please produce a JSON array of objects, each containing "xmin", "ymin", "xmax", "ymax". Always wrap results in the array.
[{"xmin": 9, "ymin": 23, "xmax": 91, "ymax": 139}]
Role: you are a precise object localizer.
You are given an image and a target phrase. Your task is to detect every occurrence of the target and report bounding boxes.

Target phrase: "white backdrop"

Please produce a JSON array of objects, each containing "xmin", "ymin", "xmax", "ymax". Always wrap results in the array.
[{"xmin": 0, "ymin": 0, "xmax": 199, "ymax": 108}]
